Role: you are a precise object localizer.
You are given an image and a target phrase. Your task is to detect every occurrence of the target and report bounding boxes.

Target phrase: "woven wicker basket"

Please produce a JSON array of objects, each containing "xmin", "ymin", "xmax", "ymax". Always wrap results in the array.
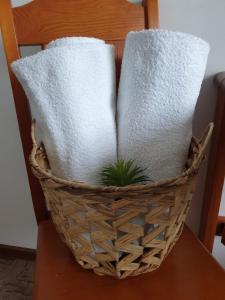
[{"xmin": 30, "ymin": 122, "xmax": 213, "ymax": 279}]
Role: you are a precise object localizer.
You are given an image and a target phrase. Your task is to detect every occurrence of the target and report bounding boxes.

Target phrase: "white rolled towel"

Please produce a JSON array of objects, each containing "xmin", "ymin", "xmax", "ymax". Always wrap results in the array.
[
  {"xmin": 12, "ymin": 40, "xmax": 117, "ymax": 185},
  {"xmin": 118, "ymin": 30, "xmax": 210, "ymax": 181},
  {"xmin": 47, "ymin": 37, "xmax": 105, "ymax": 48}
]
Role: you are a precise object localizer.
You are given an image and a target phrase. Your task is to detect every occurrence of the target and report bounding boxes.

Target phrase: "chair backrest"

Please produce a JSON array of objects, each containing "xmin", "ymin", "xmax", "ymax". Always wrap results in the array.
[{"xmin": 0, "ymin": 0, "xmax": 159, "ymax": 223}]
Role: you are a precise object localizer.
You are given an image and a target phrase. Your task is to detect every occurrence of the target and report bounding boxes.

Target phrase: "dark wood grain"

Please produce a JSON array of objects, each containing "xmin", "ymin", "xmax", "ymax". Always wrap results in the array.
[
  {"xmin": 199, "ymin": 72, "xmax": 225, "ymax": 251},
  {"xmin": 13, "ymin": 0, "xmax": 145, "ymax": 45}
]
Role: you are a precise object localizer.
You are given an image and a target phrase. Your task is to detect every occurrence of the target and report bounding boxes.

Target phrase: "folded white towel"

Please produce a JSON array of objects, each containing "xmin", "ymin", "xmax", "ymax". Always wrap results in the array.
[
  {"xmin": 118, "ymin": 30, "xmax": 210, "ymax": 181},
  {"xmin": 12, "ymin": 42, "xmax": 117, "ymax": 185},
  {"xmin": 47, "ymin": 37, "xmax": 105, "ymax": 49}
]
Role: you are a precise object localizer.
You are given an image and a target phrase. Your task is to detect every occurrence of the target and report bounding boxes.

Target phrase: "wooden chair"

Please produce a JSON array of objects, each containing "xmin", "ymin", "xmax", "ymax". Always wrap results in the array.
[
  {"xmin": 0, "ymin": 1, "xmax": 225, "ymax": 299},
  {"xmin": 200, "ymin": 72, "xmax": 225, "ymax": 251}
]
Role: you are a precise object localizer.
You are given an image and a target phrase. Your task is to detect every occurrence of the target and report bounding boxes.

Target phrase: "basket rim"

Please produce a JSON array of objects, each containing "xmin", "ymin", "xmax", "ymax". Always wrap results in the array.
[{"xmin": 29, "ymin": 121, "xmax": 213, "ymax": 193}]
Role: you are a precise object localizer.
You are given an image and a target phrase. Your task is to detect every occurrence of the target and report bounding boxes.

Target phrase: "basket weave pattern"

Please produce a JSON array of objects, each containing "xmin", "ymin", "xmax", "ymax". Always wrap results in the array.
[{"xmin": 30, "ymin": 123, "xmax": 213, "ymax": 279}]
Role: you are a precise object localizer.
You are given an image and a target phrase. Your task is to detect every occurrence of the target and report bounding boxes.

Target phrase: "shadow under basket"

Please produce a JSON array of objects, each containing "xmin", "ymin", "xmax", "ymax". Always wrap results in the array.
[{"xmin": 30, "ymin": 123, "xmax": 213, "ymax": 279}]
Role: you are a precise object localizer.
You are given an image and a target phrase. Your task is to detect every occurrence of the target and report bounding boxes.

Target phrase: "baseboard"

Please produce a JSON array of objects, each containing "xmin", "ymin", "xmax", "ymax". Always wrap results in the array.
[
  {"xmin": 0, "ymin": 244, "xmax": 36, "ymax": 260},
  {"xmin": 216, "ymin": 216, "xmax": 225, "ymax": 236}
]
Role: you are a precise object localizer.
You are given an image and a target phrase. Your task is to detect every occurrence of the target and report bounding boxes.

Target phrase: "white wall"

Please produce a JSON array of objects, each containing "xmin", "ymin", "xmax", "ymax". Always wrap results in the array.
[
  {"xmin": 0, "ymin": 0, "xmax": 37, "ymax": 249},
  {"xmin": 0, "ymin": 0, "xmax": 225, "ymax": 248}
]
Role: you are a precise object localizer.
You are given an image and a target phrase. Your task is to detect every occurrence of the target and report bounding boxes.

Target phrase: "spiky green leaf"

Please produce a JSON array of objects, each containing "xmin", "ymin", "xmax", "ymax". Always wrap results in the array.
[{"xmin": 101, "ymin": 159, "xmax": 150, "ymax": 187}]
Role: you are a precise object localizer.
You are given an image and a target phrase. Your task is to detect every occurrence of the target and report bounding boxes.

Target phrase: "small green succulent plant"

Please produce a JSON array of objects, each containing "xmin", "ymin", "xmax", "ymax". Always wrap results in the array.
[{"xmin": 101, "ymin": 159, "xmax": 149, "ymax": 187}]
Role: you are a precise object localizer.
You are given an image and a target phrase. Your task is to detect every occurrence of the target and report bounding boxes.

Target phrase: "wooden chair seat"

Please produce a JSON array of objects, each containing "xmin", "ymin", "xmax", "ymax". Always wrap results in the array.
[{"xmin": 33, "ymin": 221, "xmax": 225, "ymax": 300}]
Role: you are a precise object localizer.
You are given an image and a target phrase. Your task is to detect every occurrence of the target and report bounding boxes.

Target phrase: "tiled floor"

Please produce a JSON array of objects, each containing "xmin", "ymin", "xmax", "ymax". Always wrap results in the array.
[
  {"xmin": 0, "ymin": 257, "xmax": 35, "ymax": 300},
  {"xmin": 212, "ymin": 236, "xmax": 225, "ymax": 269}
]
